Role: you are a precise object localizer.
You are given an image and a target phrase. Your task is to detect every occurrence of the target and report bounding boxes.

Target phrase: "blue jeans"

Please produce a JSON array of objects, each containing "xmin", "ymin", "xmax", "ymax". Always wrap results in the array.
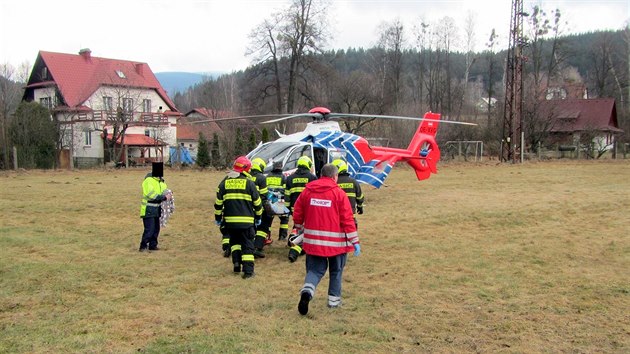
[{"xmin": 301, "ymin": 253, "xmax": 347, "ymax": 307}]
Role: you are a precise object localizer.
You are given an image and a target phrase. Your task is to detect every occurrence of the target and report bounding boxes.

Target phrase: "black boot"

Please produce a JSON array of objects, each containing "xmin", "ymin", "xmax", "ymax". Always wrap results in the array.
[
  {"xmin": 288, "ymin": 249, "xmax": 298, "ymax": 263},
  {"xmin": 253, "ymin": 248, "xmax": 265, "ymax": 258}
]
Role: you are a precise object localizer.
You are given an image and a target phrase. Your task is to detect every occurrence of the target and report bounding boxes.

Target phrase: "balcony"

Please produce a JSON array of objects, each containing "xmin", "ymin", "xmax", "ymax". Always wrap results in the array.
[{"xmin": 73, "ymin": 110, "xmax": 169, "ymax": 125}]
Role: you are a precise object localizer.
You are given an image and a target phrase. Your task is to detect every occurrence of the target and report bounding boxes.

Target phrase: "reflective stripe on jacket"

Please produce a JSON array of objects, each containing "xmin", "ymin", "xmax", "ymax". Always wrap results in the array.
[{"xmin": 285, "ymin": 167, "xmax": 317, "ymax": 211}]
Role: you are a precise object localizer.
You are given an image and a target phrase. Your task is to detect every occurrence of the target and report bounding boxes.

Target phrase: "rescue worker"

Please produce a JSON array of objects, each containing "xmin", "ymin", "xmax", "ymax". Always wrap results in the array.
[
  {"xmin": 263, "ymin": 160, "xmax": 290, "ymax": 241},
  {"xmin": 250, "ymin": 157, "xmax": 270, "ymax": 258},
  {"xmin": 285, "ymin": 155, "xmax": 317, "ymax": 262},
  {"xmin": 139, "ymin": 162, "xmax": 171, "ymax": 251},
  {"xmin": 331, "ymin": 158, "xmax": 364, "ymax": 227},
  {"xmin": 214, "ymin": 156, "xmax": 263, "ymax": 279},
  {"xmin": 293, "ymin": 163, "xmax": 360, "ymax": 315}
]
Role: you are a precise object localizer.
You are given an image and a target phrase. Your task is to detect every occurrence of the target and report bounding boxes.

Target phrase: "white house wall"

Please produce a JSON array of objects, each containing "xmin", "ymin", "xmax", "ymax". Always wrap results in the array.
[
  {"xmin": 72, "ymin": 121, "xmax": 104, "ymax": 159},
  {"xmin": 85, "ymin": 86, "xmax": 166, "ymax": 111}
]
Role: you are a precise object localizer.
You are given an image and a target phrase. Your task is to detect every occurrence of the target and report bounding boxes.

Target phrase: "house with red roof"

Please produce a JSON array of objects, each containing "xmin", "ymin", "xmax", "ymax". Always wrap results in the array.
[
  {"xmin": 178, "ymin": 110, "xmax": 224, "ymax": 158},
  {"xmin": 538, "ymin": 98, "xmax": 622, "ymax": 155},
  {"xmin": 22, "ymin": 49, "xmax": 181, "ymax": 168}
]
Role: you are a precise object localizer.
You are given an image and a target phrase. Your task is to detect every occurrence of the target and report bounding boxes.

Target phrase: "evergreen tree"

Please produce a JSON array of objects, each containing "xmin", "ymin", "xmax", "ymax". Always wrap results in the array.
[
  {"xmin": 9, "ymin": 101, "xmax": 56, "ymax": 169},
  {"xmin": 211, "ymin": 132, "xmax": 221, "ymax": 168},
  {"xmin": 248, "ymin": 130, "xmax": 257, "ymax": 151},
  {"xmin": 234, "ymin": 127, "xmax": 246, "ymax": 156},
  {"xmin": 262, "ymin": 127, "xmax": 270, "ymax": 143},
  {"xmin": 196, "ymin": 132, "xmax": 211, "ymax": 169}
]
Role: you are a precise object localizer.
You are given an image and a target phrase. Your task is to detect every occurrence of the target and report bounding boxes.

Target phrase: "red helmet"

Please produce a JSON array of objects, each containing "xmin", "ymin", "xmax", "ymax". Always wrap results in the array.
[{"xmin": 232, "ymin": 156, "xmax": 252, "ymax": 173}]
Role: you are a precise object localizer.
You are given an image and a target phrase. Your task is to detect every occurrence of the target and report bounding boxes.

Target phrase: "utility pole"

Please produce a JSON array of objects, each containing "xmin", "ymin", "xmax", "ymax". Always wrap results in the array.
[{"xmin": 501, "ymin": 0, "xmax": 526, "ymax": 163}]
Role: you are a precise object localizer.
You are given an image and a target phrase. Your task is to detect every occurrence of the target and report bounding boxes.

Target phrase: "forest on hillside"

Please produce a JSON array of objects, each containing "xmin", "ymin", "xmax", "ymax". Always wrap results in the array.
[{"xmin": 172, "ymin": 1, "xmax": 628, "ymax": 160}]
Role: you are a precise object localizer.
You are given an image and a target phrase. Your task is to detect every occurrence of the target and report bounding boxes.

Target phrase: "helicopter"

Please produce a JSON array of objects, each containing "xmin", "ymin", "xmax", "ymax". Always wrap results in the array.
[{"xmin": 237, "ymin": 106, "xmax": 476, "ymax": 188}]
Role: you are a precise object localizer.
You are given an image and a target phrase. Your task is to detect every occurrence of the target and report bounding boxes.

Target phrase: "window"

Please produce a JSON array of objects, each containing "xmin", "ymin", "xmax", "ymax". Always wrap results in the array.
[
  {"xmin": 284, "ymin": 145, "xmax": 312, "ymax": 171},
  {"xmin": 115, "ymin": 70, "xmax": 126, "ymax": 79},
  {"xmin": 40, "ymin": 97, "xmax": 52, "ymax": 109},
  {"xmin": 142, "ymin": 99, "xmax": 151, "ymax": 113},
  {"xmin": 84, "ymin": 130, "xmax": 92, "ymax": 146},
  {"xmin": 103, "ymin": 96, "xmax": 113, "ymax": 111},
  {"xmin": 122, "ymin": 98, "xmax": 133, "ymax": 113},
  {"xmin": 145, "ymin": 129, "xmax": 150, "ymax": 137},
  {"xmin": 41, "ymin": 67, "xmax": 48, "ymax": 79}
]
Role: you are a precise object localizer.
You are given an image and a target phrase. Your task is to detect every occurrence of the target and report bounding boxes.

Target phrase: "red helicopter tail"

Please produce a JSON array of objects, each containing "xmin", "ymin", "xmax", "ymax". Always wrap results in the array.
[
  {"xmin": 404, "ymin": 112, "xmax": 441, "ymax": 181},
  {"xmin": 369, "ymin": 112, "xmax": 442, "ymax": 182}
]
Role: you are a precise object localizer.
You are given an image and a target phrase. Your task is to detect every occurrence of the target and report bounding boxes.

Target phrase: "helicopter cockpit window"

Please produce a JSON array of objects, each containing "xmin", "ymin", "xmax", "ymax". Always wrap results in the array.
[
  {"xmin": 284, "ymin": 145, "xmax": 312, "ymax": 171},
  {"xmin": 248, "ymin": 142, "xmax": 299, "ymax": 173},
  {"xmin": 329, "ymin": 150, "xmax": 347, "ymax": 162}
]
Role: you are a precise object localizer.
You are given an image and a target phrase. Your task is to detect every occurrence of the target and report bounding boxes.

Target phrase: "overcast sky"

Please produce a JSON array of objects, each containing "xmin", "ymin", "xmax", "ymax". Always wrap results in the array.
[{"xmin": 1, "ymin": 0, "xmax": 628, "ymax": 74}]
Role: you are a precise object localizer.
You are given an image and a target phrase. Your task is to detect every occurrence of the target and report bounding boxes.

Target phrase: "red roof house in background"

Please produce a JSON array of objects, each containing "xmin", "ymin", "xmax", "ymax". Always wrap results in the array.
[
  {"xmin": 176, "ymin": 108, "xmax": 231, "ymax": 160},
  {"xmin": 538, "ymin": 98, "xmax": 622, "ymax": 154},
  {"xmin": 22, "ymin": 49, "xmax": 181, "ymax": 168}
]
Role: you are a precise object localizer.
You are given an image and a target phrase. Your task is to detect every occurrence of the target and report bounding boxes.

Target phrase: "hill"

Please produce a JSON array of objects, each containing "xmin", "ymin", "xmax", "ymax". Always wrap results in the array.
[{"xmin": 155, "ymin": 71, "xmax": 222, "ymax": 96}]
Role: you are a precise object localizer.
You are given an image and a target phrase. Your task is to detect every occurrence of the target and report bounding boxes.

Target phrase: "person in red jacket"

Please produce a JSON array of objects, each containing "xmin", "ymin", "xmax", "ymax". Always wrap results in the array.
[{"xmin": 292, "ymin": 163, "xmax": 361, "ymax": 315}]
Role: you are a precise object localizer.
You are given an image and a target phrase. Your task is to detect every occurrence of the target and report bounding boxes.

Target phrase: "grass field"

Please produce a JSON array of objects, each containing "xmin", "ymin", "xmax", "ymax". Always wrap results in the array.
[{"xmin": 1, "ymin": 160, "xmax": 629, "ymax": 353}]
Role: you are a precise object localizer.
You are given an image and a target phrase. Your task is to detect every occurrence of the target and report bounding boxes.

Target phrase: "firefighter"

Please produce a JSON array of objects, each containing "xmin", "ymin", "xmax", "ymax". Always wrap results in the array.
[
  {"xmin": 331, "ymin": 158, "xmax": 364, "ymax": 227},
  {"xmin": 285, "ymin": 155, "xmax": 317, "ymax": 262},
  {"xmin": 250, "ymin": 157, "xmax": 270, "ymax": 258},
  {"xmin": 214, "ymin": 156, "xmax": 263, "ymax": 279},
  {"xmin": 263, "ymin": 160, "xmax": 290, "ymax": 241}
]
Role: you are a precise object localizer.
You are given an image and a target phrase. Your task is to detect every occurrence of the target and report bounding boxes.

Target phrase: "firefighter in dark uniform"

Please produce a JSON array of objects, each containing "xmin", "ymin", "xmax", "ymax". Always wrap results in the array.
[
  {"xmin": 332, "ymin": 159, "xmax": 364, "ymax": 227},
  {"xmin": 285, "ymin": 155, "xmax": 317, "ymax": 262},
  {"xmin": 214, "ymin": 156, "xmax": 263, "ymax": 279},
  {"xmin": 263, "ymin": 160, "xmax": 290, "ymax": 241},
  {"xmin": 250, "ymin": 157, "xmax": 270, "ymax": 258}
]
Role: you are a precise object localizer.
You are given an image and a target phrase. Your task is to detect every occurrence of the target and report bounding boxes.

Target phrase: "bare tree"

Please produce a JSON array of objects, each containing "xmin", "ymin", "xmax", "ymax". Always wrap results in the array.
[
  {"xmin": 409, "ymin": 20, "xmax": 431, "ymax": 113},
  {"xmin": 486, "ymin": 30, "xmax": 499, "ymax": 117},
  {"xmin": 458, "ymin": 11, "xmax": 477, "ymax": 119},
  {"xmin": 522, "ymin": 6, "xmax": 567, "ymax": 152},
  {"xmin": 277, "ymin": 0, "xmax": 330, "ymax": 113},
  {"xmin": 96, "ymin": 79, "xmax": 160, "ymax": 165},
  {"xmin": 374, "ymin": 19, "xmax": 406, "ymax": 113},
  {"xmin": 247, "ymin": 16, "xmax": 284, "ymax": 114},
  {"xmin": 0, "ymin": 63, "xmax": 28, "ymax": 169},
  {"xmin": 330, "ymin": 70, "xmax": 378, "ymax": 134}
]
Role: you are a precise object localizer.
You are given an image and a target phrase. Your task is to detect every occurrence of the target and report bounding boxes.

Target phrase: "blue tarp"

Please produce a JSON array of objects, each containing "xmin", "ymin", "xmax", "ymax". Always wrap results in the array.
[{"xmin": 169, "ymin": 146, "xmax": 195, "ymax": 165}]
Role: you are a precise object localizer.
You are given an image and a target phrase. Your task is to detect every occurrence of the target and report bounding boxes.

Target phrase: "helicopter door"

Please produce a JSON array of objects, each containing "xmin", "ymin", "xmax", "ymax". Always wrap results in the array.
[{"xmin": 313, "ymin": 147, "xmax": 327, "ymax": 177}]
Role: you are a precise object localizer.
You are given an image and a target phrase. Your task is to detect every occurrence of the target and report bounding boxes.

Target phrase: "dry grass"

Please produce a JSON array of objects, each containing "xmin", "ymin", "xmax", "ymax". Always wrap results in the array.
[{"xmin": 0, "ymin": 160, "xmax": 629, "ymax": 353}]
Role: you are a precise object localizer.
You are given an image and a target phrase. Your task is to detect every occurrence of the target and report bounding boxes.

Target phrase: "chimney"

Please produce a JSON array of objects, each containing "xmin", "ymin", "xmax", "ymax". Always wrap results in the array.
[
  {"xmin": 135, "ymin": 63, "xmax": 144, "ymax": 76},
  {"xmin": 79, "ymin": 48, "xmax": 92, "ymax": 61}
]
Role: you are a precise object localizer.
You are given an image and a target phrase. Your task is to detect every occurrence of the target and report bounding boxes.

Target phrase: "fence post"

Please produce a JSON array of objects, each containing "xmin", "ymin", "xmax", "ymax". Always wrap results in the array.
[{"xmin": 12, "ymin": 146, "xmax": 17, "ymax": 170}]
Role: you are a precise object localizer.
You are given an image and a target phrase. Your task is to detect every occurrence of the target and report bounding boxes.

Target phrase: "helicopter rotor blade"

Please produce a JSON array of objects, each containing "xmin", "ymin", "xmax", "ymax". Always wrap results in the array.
[
  {"xmin": 260, "ymin": 113, "xmax": 322, "ymax": 124},
  {"xmin": 180, "ymin": 113, "xmax": 290, "ymax": 125},
  {"xmin": 327, "ymin": 113, "xmax": 477, "ymax": 126}
]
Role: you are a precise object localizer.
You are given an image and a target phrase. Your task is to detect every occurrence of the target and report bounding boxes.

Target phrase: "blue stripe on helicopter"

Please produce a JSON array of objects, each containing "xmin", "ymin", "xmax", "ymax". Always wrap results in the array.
[
  {"xmin": 303, "ymin": 131, "xmax": 392, "ymax": 188},
  {"xmin": 303, "ymin": 132, "xmax": 364, "ymax": 175},
  {"xmin": 355, "ymin": 160, "xmax": 392, "ymax": 188}
]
